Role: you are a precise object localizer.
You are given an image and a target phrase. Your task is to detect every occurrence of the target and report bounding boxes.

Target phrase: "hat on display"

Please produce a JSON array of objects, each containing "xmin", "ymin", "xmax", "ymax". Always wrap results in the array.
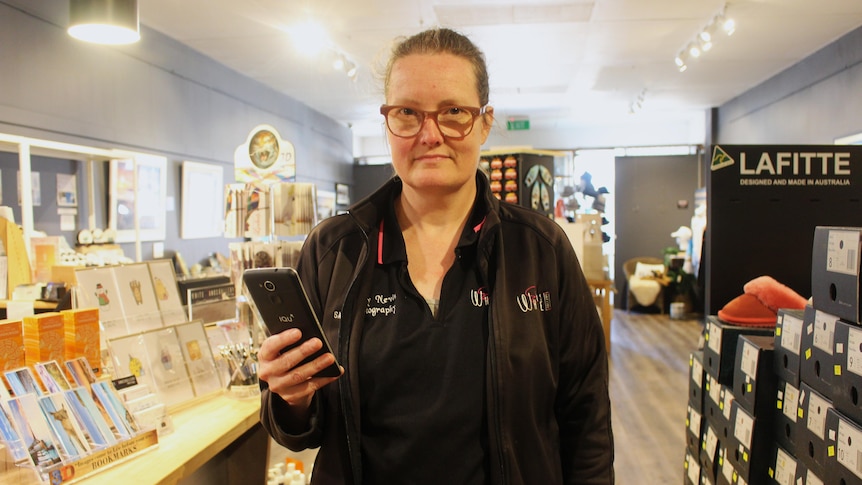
[
  {"xmin": 670, "ymin": 226, "xmax": 692, "ymax": 239},
  {"xmin": 717, "ymin": 275, "xmax": 808, "ymax": 326}
]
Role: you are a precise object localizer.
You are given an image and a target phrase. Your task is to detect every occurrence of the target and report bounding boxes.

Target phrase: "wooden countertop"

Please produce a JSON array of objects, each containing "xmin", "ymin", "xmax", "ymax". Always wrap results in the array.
[{"xmin": 1, "ymin": 393, "xmax": 262, "ymax": 485}]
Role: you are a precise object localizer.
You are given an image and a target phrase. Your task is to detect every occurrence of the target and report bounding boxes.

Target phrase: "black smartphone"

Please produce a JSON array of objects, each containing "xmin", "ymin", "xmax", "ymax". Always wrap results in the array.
[{"xmin": 242, "ymin": 267, "xmax": 341, "ymax": 378}]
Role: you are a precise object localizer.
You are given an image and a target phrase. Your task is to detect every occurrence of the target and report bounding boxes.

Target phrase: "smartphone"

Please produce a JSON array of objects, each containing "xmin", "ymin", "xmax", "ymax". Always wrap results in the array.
[{"xmin": 242, "ymin": 267, "xmax": 341, "ymax": 378}]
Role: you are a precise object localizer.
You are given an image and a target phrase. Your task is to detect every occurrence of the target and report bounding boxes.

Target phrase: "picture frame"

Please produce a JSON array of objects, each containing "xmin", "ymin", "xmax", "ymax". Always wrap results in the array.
[
  {"xmin": 335, "ymin": 183, "xmax": 350, "ymax": 205},
  {"xmin": 109, "ymin": 155, "xmax": 168, "ymax": 243},
  {"xmin": 181, "ymin": 161, "xmax": 224, "ymax": 239}
]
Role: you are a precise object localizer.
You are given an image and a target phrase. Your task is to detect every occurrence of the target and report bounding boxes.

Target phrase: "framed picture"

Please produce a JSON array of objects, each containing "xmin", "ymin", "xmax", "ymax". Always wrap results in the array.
[
  {"xmin": 335, "ymin": 183, "xmax": 350, "ymax": 205},
  {"xmin": 181, "ymin": 161, "xmax": 224, "ymax": 239},
  {"xmin": 109, "ymin": 155, "xmax": 167, "ymax": 243},
  {"xmin": 317, "ymin": 189, "xmax": 336, "ymax": 221}
]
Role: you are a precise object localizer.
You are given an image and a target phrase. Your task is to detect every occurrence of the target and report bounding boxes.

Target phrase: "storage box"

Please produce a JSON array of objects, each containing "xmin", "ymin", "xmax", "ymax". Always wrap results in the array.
[
  {"xmin": 795, "ymin": 459, "xmax": 825, "ymax": 485},
  {"xmin": 690, "ymin": 350, "xmax": 706, "ymax": 412},
  {"xmin": 700, "ymin": 422, "xmax": 722, "ymax": 483},
  {"xmin": 774, "ymin": 378, "xmax": 801, "ymax": 455},
  {"xmin": 824, "ymin": 408, "xmax": 862, "ymax": 485},
  {"xmin": 795, "ymin": 382, "xmax": 833, "ymax": 479},
  {"xmin": 830, "ymin": 319, "xmax": 862, "ymax": 425},
  {"xmin": 22, "ymin": 312, "xmax": 65, "ymax": 367},
  {"xmin": 800, "ymin": 304, "xmax": 840, "ymax": 399},
  {"xmin": 727, "ymin": 400, "xmax": 772, "ymax": 483},
  {"xmin": 774, "ymin": 308, "xmax": 805, "ymax": 386},
  {"xmin": 686, "ymin": 403, "xmax": 704, "ymax": 458},
  {"xmin": 684, "ymin": 449, "xmax": 702, "ymax": 485},
  {"xmin": 61, "ymin": 308, "xmax": 100, "ymax": 377},
  {"xmin": 811, "ymin": 226, "xmax": 862, "ymax": 323},
  {"xmin": 733, "ymin": 334, "xmax": 777, "ymax": 417},
  {"xmin": 704, "ymin": 315, "xmax": 773, "ymax": 386},
  {"xmin": 768, "ymin": 444, "xmax": 798, "ymax": 485}
]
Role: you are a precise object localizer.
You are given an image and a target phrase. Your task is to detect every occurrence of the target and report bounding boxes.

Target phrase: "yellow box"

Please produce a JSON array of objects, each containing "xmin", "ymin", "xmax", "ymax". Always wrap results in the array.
[
  {"xmin": 23, "ymin": 312, "xmax": 65, "ymax": 367},
  {"xmin": 0, "ymin": 319, "xmax": 25, "ymax": 374},
  {"xmin": 62, "ymin": 307, "xmax": 101, "ymax": 377}
]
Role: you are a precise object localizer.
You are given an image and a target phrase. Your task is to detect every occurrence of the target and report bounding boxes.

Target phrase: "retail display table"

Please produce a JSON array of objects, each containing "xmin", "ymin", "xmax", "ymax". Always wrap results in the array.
[{"xmin": 1, "ymin": 392, "xmax": 267, "ymax": 485}]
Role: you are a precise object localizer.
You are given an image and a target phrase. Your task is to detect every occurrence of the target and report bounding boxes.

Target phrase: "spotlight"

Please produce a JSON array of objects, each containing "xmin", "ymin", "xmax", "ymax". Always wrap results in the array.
[
  {"xmin": 333, "ymin": 57, "xmax": 345, "ymax": 70},
  {"xmin": 346, "ymin": 63, "xmax": 358, "ymax": 79},
  {"xmin": 722, "ymin": 17, "xmax": 736, "ymax": 36},
  {"xmin": 689, "ymin": 44, "xmax": 701, "ymax": 58},
  {"xmin": 68, "ymin": 0, "xmax": 140, "ymax": 45}
]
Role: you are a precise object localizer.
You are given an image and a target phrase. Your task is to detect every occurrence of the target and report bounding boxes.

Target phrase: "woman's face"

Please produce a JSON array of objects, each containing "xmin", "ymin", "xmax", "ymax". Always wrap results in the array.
[{"xmin": 385, "ymin": 53, "xmax": 493, "ymax": 195}]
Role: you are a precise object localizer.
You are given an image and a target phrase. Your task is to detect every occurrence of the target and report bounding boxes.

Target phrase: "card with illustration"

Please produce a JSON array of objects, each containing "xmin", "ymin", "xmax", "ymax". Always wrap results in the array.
[
  {"xmin": 0, "ymin": 402, "xmax": 30, "ymax": 463},
  {"xmin": 175, "ymin": 320, "xmax": 222, "ymax": 396},
  {"xmin": 90, "ymin": 381, "xmax": 138, "ymax": 439},
  {"xmin": 147, "ymin": 259, "xmax": 187, "ymax": 325},
  {"xmin": 34, "ymin": 361, "xmax": 71, "ymax": 394},
  {"xmin": 140, "ymin": 327, "xmax": 195, "ymax": 407},
  {"xmin": 6, "ymin": 394, "xmax": 63, "ymax": 467},
  {"xmin": 5, "ymin": 367, "xmax": 43, "ymax": 397},
  {"xmin": 38, "ymin": 393, "xmax": 90, "ymax": 459},
  {"xmin": 64, "ymin": 357, "xmax": 97, "ymax": 388},
  {"xmin": 63, "ymin": 387, "xmax": 116, "ymax": 447},
  {"xmin": 107, "ymin": 333, "xmax": 156, "ymax": 394},
  {"xmin": 112, "ymin": 264, "xmax": 164, "ymax": 332},
  {"xmin": 74, "ymin": 267, "xmax": 129, "ymax": 339}
]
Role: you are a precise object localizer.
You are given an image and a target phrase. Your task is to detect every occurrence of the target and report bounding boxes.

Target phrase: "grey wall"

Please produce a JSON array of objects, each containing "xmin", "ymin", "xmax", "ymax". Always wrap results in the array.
[
  {"xmin": 717, "ymin": 25, "xmax": 862, "ymax": 143},
  {"xmin": 613, "ymin": 154, "xmax": 700, "ymax": 309},
  {"xmin": 0, "ymin": 1, "xmax": 353, "ymax": 266}
]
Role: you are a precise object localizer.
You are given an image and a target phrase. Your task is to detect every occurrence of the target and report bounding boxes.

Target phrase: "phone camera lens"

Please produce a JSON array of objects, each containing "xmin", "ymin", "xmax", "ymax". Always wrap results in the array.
[{"xmin": 263, "ymin": 281, "xmax": 276, "ymax": 291}]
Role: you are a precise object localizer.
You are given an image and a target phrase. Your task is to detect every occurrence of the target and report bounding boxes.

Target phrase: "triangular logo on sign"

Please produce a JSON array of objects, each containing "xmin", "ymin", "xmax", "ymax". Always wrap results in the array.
[{"xmin": 711, "ymin": 145, "xmax": 735, "ymax": 171}]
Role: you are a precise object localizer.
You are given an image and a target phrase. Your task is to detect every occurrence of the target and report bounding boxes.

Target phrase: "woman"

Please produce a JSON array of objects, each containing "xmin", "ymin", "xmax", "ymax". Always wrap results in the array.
[{"xmin": 258, "ymin": 27, "xmax": 614, "ymax": 484}]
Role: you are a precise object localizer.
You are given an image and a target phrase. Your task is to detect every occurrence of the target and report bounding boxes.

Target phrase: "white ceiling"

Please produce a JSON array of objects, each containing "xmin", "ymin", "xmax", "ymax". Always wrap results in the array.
[{"xmin": 39, "ymin": 0, "xmax": 862, "ymax": 139}]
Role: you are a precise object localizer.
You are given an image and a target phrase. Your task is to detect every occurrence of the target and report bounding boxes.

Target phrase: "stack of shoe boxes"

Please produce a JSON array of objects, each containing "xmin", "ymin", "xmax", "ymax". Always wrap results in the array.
[
  {"xmin": 685, "ymin": 316, "xmax": 772, "ymax": 484},
  {"xmin": 811, "ymin": 226, "xmax": 862, "ymax": 485},
  {"xmin": 686, "ymin": 226, "xmax": 862, "ymax": 484}
]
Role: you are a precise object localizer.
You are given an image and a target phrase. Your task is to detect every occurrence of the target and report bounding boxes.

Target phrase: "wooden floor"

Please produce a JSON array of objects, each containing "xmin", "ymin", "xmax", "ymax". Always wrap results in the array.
[
  {"xmin": 268, "ymin": 309, "xmax": 705, "ymax": 483},
  {"xmin": 609, "ymin": 309, "xmax": 703, "ymax": 484}
]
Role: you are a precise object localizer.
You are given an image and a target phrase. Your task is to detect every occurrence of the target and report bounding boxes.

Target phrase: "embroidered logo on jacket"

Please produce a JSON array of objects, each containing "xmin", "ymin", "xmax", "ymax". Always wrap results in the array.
[
  {"xmin": 366, "ymin": 293, "xmax": 397, "ymax": 317},
  {"xmin": 517, "ymin": 285, "xmax": 552, "ymax": 313},
  {"xmin": 471, "ymin": 287, "xmax": 490, "ymax": 307}
]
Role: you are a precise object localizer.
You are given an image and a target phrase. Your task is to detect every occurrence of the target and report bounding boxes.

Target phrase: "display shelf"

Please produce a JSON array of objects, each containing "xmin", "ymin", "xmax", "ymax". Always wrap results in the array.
[
  {"xmin": 588, "ymin": 279, "xmax": 613, "ymax": 353},
  {"xmin": 0, "ymin": 393, "xmax": 265, "ymax": 485}
]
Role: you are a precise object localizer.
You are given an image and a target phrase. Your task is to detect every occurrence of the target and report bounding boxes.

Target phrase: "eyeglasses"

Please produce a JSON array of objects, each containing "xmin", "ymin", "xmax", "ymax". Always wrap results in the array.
[{"xmin": 380, "ymin": 105, "xmax": 487, "ymax": 139}]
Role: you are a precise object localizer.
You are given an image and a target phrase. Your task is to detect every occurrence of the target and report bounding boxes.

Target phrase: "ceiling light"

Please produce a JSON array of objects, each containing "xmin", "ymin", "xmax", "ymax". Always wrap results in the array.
[
  {"xmin": 289, "ymin": 20, "xmax": 329, "ymax": 57},
  {"xmin": 68, "ymin": 0, "xmax": 140, "ymax": 45},
  {"xmin": 689, "ymin": 44, "xmax": 701, "ymax": 58},
  {"xmin": 722, "ymin": 17, "xmax": 736, "ymax": 36},
  {"xmin": 333, "ymin": 57, "xmax": 345, "ymax": 70},
  {"xmin": 346, "ymin": 63, "xmax": 358, "ymax": 80},
  {"xmin": 674, "ymin": 56, "xmax": 685, "ymax": 68}
]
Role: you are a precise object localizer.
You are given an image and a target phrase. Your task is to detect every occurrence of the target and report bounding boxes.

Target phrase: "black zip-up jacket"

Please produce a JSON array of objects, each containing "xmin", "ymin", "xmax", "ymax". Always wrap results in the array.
[{"xmin": 260, "ymin": 172, "xmax": 614, "ymax": 484}]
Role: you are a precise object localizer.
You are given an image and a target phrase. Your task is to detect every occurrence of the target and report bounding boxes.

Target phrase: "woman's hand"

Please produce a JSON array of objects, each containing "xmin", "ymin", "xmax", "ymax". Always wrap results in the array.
[{"xmin": 257, "ymin": 328, "xmax": 343, "ymax": 413}]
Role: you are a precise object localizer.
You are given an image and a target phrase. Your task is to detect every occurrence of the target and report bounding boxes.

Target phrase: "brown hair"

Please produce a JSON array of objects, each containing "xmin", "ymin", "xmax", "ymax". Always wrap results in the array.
[{"xmin": 384, "ymin": 28, "xmax": 490, "ymax": 107}]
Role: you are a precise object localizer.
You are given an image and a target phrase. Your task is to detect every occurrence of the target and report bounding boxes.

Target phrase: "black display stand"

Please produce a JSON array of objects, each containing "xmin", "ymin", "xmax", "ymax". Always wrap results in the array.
[{"xmin": 704, "ymin": 144, "xmax": 862, "ymax": 315}]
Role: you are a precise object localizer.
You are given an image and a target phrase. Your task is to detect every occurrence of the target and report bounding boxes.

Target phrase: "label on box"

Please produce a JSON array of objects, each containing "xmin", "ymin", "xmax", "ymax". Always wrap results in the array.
[
  {"xmin": 722, "ymin": 390, "xmax": 734, "ymax": 421},
  {"xmin": 807, "ymin": 470, "xmax": 824, "ymax": 485},
  {"xmin": 691, "ymin": 357, "xmax": 703, "ymax": 389},
  {"xmin": 688, "ymin": 406, "xmax": 702, "ymax": 436},
  {"xmin": 837, "ymin": 418, "xmax": 862, "ymax": 479},
  {"xmin": 826, "ymin": 229, "xmax": 860, "ymax": 276},
  {"xmin": 813, "ymin": 310, "xmax": 837, "ymax": 355},
  {"xmin": 741, "ymin": 340, "xmax": 759, "ymax": 378},
  {"xmin": 705, "ymin": 425, "xmax": 718, "ymax": 457},
  {"xmin": 687, "ymin": 453, "xmax": 701, "ymax": 483},
  {"xmin": 708, "ymin": 322, "xmax": 722, "ymax": 354},
  {"xmin": 721, "ymin": 447, "xmax": 734, "ymax": 482},
  {"xmin": 709, "ymin": 375, "xmax": 721, "ymax": 406},
  {"xmin": 807, "ymin": 391, "xmax": 829, "ymax": 439},
  {"xmin": 782, "ymin": 382, "xmax": 799, "ymax": 422},
  {"xmin": 734, "ymin": 408, "xmax": 754, "ymax": 449},
  {"xmin": 780, "ymin": 313, "xmax": 803, "ymax": 355},
  {"xmin": 773, "ymin": 446, "xmax": 796, "ymax": 485},
  {"xmin": 848, "ymin": 326, "xmax": 862, "ymax": 376}
]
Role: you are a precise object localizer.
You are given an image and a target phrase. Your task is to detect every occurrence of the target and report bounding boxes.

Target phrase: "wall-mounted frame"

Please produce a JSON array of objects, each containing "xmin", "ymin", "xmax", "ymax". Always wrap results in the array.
[
  {"xmin": 181, "ymin": 161, "xmax": 224, "ymax": 239},
  {"xmin": 109, "ymin": 155, "xmax": 167, "ymax": 243},
  {"xmin": 335, "ymin": 183, "xmax": 350, "ymax": 205}
]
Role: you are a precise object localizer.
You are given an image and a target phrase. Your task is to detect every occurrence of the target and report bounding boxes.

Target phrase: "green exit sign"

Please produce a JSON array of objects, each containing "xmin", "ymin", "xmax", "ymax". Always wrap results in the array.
[{"xmin": 506, "ymin": 118, "xmax": 530, "ymax": 131}]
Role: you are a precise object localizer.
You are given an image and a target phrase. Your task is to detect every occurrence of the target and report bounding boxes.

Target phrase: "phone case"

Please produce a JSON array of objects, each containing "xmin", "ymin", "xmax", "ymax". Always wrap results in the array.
[{"xmin": 242, "ymin": 267, "xmax": 340, "ymax": 377}]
